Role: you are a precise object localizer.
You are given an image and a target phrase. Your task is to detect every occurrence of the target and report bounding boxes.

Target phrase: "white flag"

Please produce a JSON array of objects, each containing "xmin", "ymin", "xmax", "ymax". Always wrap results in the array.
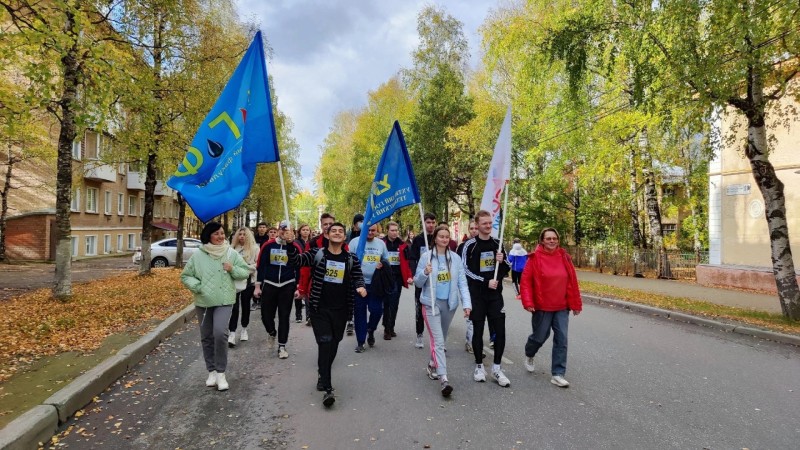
[{"xmin": 479, "ymin": 107, "xmax": 512, "ymax": 237}]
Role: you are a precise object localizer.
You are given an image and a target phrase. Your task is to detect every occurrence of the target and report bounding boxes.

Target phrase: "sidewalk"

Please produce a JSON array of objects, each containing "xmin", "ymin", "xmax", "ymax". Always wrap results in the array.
[{"xmin": 576, "ymin": 270, "xmax": 782, "ymax": 314}]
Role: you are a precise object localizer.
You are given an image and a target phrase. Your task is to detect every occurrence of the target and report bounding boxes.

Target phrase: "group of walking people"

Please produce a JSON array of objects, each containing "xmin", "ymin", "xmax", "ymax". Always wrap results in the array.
[{"xmin": 179, "ymin": 210, "xmax": 582, "ymax": 408}]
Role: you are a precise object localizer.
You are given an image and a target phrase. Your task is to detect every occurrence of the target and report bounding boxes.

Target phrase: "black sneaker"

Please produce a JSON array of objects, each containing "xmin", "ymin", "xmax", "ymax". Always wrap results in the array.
[
  {"xmin": 316, "ymin": 378, "xmax": 324, "ymax": 391},
  {"xmin": 346, "ymin": 321, "xmax": 354, "ymax": 336},
  {"xmin": 367, "ymin": 331, "xmax": 375, "ymax": 347},
  {"xmin": 323, "ymin": 390, "xmax": 336, "ymax": 407},
  {"xmin": 305, "ymin": 318, "xmax": 312, "ymax": 327},
  {"xmin": 441, "ymin": 381, "xmax": 453, "ymax": 397},
  {"xmin": 354, "ymin": 345, "xmax": 366, "ymax": 353}
]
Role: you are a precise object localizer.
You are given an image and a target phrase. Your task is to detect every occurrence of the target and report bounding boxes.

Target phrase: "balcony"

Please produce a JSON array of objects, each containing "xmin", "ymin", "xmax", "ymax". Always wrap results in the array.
[
  {"xmin": 127, "ymin": 171, "xmax": 174, "ymax": 196},
  {"xmin": 84, "ymin": 161, "xmax": 117, "ymax": 182}
]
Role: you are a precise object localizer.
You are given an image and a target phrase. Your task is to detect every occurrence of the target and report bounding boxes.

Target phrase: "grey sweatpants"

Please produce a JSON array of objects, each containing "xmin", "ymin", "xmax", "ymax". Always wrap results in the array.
[
  {"xmin": 197, "ymin": 305, "xmax": 233, "ymax": 373},
  {"xmin": 423, "ymin": 299, "xmax": 457, "ymax": 377}
]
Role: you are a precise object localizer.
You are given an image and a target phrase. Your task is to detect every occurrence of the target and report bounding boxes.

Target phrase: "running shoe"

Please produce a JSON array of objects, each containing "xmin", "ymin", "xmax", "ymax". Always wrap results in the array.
[
  {"xmin": 524, "ymin": 356, "xmax": 535, "ymax": 373},
  {"xmin": 227, "ymin": 332, "xmax": 236, "ymax": 348},
  {"xmin": 551, "ymin": 375, "xmax": 570, "ymax": 388},
  {"xmin": 323, "ymin": 390, "xmax": 336, "ymax": 407},
  {"xmin": 415, "ymin": 335, "xmax": 424, "ymax": 348},
  {"xmin": 240, "ymin": 328, "xmax": 249, "ymax": 341},
  {"xmin": 367, "ymin": 331, "xmax": 376, "ymax": 347},
  {"xmin": 354, "ymin": 345, "xmax": 366, "ymax": 353},
  {"xmin": 493, "ymin": 369, "xmax": 511, "ymax": 387},
  {"xmin": 473, "ymin": 365, "xmax": 487, "ymax": 382},
  {"xmin": 316, "ymin": 377, "xmax": 325, "ymax": 392},
  {"xmin": 426, "ymin": 364, "xmax": 439, "ymax": 380},
  {"xmin": 346, "ymin": 321, "xmax": 354, "ymax": 336},
  {"xmin": 390, "ymin": 329, "xmax": 397, "ymax": 337},
  {"xmin": 205, "ymin": 371, "xmax": 217, "ymax": 387},
  {"xmin": 216, "ymin": 372, "xmax": 229, "ymax": 391},
  {"xmin": 465, "ymin": 341, "xmax": 473, "ymax": 353},
  {"xmin": 440, "ymin": 381, "xmax": 453, "ymax": 397},
  {"xmin": 278, "ymin": 347, "xmax": 289, "ymax": 359}
]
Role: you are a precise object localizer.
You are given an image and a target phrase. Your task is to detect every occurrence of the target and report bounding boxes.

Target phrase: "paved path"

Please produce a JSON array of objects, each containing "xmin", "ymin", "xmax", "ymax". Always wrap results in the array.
[
  {"xmin": 53, "ymin": 288, "xmax": 800, "ymax": 449},
  {"xmin": 577, "ymin": 270, "xmax": 782, "ymax": 314}
]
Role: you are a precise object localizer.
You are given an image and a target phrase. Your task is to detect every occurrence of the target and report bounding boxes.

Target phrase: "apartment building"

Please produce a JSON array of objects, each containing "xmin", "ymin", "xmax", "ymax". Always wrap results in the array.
[{"xmin": 3, "ymin": 129, "xmax": 181, "ymax": 261}]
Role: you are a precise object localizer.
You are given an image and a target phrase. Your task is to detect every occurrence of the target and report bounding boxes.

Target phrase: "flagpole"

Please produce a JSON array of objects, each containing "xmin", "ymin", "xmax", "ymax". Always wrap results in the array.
[
  {"xmin": 277, "ymin": 160, "xmax": 291, "ymax": 224},
  {"xmin": 493, "ymin": 180, "xmax": 510, "ymax": 281}
]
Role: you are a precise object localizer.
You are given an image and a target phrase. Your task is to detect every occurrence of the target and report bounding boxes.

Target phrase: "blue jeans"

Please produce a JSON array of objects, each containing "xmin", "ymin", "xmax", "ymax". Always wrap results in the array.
[
  {"xmin": 525, "ymin": 309, "xmax": 569, "ymax": 376},
  {"xmin": 354, "ymin": 285, "xmax": 384, "ymax": 345}
]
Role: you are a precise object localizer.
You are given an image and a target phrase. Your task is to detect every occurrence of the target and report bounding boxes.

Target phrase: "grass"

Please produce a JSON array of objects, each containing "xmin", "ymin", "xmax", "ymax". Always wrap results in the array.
[{"xmin": 579, "ymin": 280, "xmax": 800, "ymax": 336}]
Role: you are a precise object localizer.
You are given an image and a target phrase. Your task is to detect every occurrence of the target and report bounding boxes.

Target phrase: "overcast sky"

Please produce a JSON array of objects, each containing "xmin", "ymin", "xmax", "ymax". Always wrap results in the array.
[{"xmin": 234, "ymin": 0, "xmax": 496, "ymax": 192}]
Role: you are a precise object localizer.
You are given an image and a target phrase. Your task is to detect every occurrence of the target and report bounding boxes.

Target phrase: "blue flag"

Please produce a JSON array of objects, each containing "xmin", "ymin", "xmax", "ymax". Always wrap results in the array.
[
  {"xmin": 167, "ymin": 31, "xmax": 279, "ymax": 223},
  {"xmin": 356, "ymin": 121, "xmax": 421, "ymax": 260}
]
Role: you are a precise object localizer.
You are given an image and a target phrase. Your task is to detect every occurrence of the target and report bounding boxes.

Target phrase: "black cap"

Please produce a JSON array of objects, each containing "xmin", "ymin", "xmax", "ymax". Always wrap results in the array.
[{"xmin": 353, "ymin": 213, "xmax": 364, "ymax": 225}]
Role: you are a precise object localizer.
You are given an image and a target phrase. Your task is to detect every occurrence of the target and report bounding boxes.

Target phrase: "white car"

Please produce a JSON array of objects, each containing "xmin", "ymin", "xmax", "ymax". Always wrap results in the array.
[{"xmin": 132, "ymin": 238, "xmax": 203, "ymax": 267}]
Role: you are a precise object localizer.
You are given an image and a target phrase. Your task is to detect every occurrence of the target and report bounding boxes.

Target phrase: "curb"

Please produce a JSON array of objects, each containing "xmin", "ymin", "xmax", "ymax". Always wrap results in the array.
[
  {"xmin": 584, "ymin": 294, "xmax": 800, "ymax": 347},
  {"xmin": 0, "ymin": 304, "xmax": 196, "ymax": 450}
]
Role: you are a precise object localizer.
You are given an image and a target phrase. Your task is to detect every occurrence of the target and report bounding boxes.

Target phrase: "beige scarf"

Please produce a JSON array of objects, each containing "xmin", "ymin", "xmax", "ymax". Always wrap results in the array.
[{"xmin": 203, "ymin": 242, "xmax": 230, "ymax": 259}]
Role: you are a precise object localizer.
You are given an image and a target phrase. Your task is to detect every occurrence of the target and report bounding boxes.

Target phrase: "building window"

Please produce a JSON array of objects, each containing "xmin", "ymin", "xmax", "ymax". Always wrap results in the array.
[
  {"xmin": 154, "ymin": 201, "xmax": 161, "ymax": 218},
  {"xmin": 85, "ymin": 235, "xmax": 97, "ymax": 256},
  {"xmin": 117, "ymin": 234, "xmax": 123, "ymax": 253},
  {"xmin": 84, "ymin": 131, "xmax": 99, "ymax": 160},
  {"xmin": 104, "ymin": 234, "xmax": 111, "ymax": 254},
  {"xmin": 70, "ymin": 188, "xmax": 81, "ymax": 212},
  {"xmin": 663, "ymin": 223, "xmax": 677, "ymax": 235},
  {"xmin": 104, "ymin": 191, "xmax": 112, "ymax": 215},
  {"xmin": 71, "ymin": 140, "xmax": 81, "ymax": 160},
  {"xmin": 129, "ymin": 195, "xmax": 137, "ymax": 216},
  {"xmin": 70, "ymin": 236, "xmax": 79, "ymax": 257},
  {"xmin": 86, "ymin": 187, "xmax": 98, "ymax": 213},
  {"xmin": 117, "ymin": 193, "xmax": 124, "ymax": 215},
  {"xmin": 127, "ymin": 233, "xmax": 136, "ymax": 250}
]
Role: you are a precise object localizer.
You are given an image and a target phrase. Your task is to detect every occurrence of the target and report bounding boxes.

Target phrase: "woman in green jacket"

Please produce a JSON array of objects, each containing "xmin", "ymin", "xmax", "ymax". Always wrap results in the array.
[{"xmin": 181, "ymin": 222, "xmax": 250, "ymax": 391}]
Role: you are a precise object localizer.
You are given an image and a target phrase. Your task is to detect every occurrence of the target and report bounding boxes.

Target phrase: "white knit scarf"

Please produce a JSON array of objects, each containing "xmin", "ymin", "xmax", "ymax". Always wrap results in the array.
[{"xmin": 203, "ymin": 242, "xmax": 230, "ymax": 259}]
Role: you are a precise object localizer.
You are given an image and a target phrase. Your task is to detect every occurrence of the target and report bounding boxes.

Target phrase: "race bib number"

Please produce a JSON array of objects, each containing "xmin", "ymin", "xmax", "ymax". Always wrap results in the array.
[
  {"xmin": 388, "ymin": 251, "xmax": 400, "ymax": 266},
  {"xmin": 270, "ymin": 248, "xmax": 288, "ymax": 266},
  {"xmin": 480, "ymin": 251, "xmax": 495, "ymax": 272},
  {"xmin": 324, "ymin": 260, "xmax": 345, "ymax": 284},
  {"xmin": 363, "ymin": 254, "xmax": 380, "ymax": 264},
  {"xmin": 437, "ymin": 270, "xmax": 451, "ymax": 283}
]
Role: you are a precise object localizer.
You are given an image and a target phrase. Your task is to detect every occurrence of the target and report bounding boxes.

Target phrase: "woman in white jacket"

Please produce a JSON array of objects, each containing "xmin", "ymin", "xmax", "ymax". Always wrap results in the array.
[{"xmin": 414, "ymin": 225, "xmax": 472, "ymax": 397}]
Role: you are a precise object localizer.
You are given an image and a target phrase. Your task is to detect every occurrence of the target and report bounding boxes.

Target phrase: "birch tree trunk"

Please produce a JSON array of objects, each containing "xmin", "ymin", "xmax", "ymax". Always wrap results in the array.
[
  {"xmin": 53, "ymin": 7, "xmax": 80, "ymax": 297},
  {"xmin": 734, "ymin": 69, "xmax": 800, "ymax": 320},
  {"xmin": 0, "ymin": 143, "xmax": 13, "ymax": 262},
  {"xmin": 175, "ymin": 193, "xmax": 185, "ymax": 268}
]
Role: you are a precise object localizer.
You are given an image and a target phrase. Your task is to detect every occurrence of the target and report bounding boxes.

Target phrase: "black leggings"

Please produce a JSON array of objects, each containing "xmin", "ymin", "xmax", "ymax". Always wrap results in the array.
[
  {"xmin": 511, "ymin": 270, "xmax": 522, "ymax": 295},
  {"xmin": 469, "ymin": 285, "xmax": 506, "ymax": 365},
  {"xmin": 229, "ymin": 284, "xmax": 254, "ymax": 331},
  {"xmin": 261, "ymin": 282, "xmax": 296, "ymax": 345},
  {"xmin": 312, "ymin": 308, "xmax": 348, "ymax": 391},
  {"xmin": 414, "ymin": 287, "xmax": 425, "ymax": 335}
]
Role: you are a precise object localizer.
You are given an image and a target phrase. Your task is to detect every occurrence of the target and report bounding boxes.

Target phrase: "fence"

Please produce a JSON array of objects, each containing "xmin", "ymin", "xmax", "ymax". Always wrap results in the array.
[{"xmin": 564, "ymin": 246, "xmax": 709, "ymax": 280}]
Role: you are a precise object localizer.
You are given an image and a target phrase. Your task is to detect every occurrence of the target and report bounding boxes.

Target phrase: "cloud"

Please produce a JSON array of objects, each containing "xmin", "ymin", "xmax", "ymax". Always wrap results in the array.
[{"xmin": 234, "ymin": 0, "xmax": 493, "ymax": 191}]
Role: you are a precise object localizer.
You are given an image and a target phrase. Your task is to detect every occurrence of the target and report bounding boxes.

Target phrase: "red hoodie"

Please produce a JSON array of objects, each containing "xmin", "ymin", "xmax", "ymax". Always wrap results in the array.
[{"xmin": 519, "ymin": 245, "xmax": 582, "ymax": 312}]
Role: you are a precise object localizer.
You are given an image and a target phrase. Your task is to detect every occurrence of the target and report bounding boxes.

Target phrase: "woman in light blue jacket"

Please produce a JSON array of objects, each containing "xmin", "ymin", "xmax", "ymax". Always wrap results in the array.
[{"xmin": 414, "ymin": 225, "xmax": 472, "ymax": 397}]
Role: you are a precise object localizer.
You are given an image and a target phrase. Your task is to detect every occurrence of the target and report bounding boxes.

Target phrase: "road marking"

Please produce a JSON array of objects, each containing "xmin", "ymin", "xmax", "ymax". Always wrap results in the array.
[{"xmin": 482, "ymin": 347, "xmax": 514, "ymax": 365}]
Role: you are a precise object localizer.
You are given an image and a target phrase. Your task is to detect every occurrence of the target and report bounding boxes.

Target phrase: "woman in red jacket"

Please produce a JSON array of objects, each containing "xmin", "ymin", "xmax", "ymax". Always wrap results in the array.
[{"xmin": 519, "ymin": 227, "xmax": 582, "ymax": 388}]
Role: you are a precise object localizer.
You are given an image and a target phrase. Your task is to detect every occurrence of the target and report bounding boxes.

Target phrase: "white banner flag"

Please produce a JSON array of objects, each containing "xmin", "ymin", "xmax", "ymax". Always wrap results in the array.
[{"xmin": 479, "ymin": 107, "xmax": 512, "ymax": 237}]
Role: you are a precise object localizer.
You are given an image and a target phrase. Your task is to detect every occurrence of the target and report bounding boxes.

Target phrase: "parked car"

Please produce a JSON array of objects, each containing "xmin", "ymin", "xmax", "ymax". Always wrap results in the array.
[{"xmin": 132, "ymin": 238, "xmax": 203, "ymax": 268}]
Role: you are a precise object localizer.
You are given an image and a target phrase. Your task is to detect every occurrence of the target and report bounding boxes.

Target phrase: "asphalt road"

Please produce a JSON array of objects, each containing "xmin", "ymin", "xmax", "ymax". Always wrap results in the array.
[{"xmin": 53, "ymin": 287, "xmax": 799, "ymax": 449}]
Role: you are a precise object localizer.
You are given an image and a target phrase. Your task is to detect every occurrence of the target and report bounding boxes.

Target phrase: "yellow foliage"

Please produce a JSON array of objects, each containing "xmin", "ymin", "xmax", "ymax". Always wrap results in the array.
[{"xmin": 0, "ymin": 270, "xmax": 192, "ymax": 383}]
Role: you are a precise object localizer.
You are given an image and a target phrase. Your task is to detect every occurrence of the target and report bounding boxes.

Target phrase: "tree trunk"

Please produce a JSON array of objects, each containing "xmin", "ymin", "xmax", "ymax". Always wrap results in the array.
[
  {"xmin": 139, "ymin": 17, "xmax": 165, "ymax": 276},
  {"xmin": 0, "ymin": 143, "xmax": 14, "ymax": 262},
  {"xmin": 175, "ymin": 193, "xmax": 185, "ymax": 268},
  {"xmin": 628, "ymin": 147, "xmax": 643, "ymax": 276},
  {"xmin": 572, "ymin": 174, "xmax": 582, "ymax": 245},
  {"xmin": 738, "ymin": 70, "xmax": 800, "ymax": 320},
  {"xmin": 53, "ymin": 7, "xmax": 81, "ymax": 298},
  {"xmin": 642, "ymin": 136, "xmax": 671, "ymax": 279}
]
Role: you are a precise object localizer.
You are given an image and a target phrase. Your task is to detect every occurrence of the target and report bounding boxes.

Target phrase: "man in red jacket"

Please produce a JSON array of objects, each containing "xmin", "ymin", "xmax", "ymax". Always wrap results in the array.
[{"xmin": 519, "ymin": 227, "xmax": 582, "ymax": 388}]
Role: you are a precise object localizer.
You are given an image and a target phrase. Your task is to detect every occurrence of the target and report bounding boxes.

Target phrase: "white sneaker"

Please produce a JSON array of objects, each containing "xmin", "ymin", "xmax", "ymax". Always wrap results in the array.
[
  {"xmin": 205, "ymin": 371, "xmax": 217, "ymax": 387},
  {"xmin": 278, "ymin": 347, "xmax": 289, "ymax": 359},
  {"xmin": 227, "ymin": 332, "xmax": 237, "ymax": 347},
  {"xmin": 551, "ymin": 375, "xmax": 570, "ymax": 388},
  {"xmin": 465, "ymin": 341, "xmax": 473, "ymax": 354},
  {"xmin": 240, "ymin": 328, "xmax": 248, "ymax": 341},
  {"xmin": 493, "ymin": 369, "xmax": 511, "ymax": 387},
  {"xmin": 415, "ymin": 335, "xmax": 424, "ymax": 349},
  {"xmin": 524, "ymin": 356, "xmax": 535, "ymax": 373},
  {"xmin": 473, "ymin": 365, "xmax": 487, "ymax": 382},
  {"xmin": 216, "ymin": 372, "xmax": 229, "ymax": 391}
]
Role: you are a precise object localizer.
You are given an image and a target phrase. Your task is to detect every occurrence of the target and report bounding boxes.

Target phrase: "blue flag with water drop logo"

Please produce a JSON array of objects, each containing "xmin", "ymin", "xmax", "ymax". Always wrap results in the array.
[{"xmin": 167, "ymin": 31, "xmax": 279, "ymax": 223}]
